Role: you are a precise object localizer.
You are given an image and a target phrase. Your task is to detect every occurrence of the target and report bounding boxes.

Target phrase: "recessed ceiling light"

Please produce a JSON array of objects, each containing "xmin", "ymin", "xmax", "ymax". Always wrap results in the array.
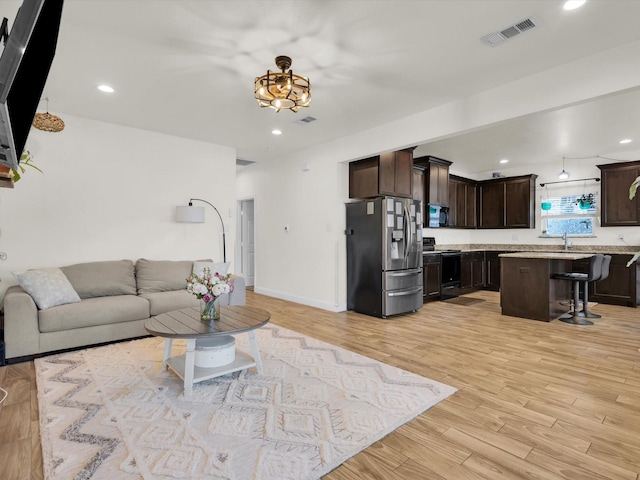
[
  {"xmin": 98, "ymin": 84, "xmax": 114, "ymax": 93},
  {"xmin": 499, "ymin": 159, "xmax": 509, "ymax": 164},
  {"xmin": 563, "ymin": 0, "xmax": 586, "ymax": 11},
  {"xmin": 272, "ymin": 129, "xmax": 282, "ymax": 135},
  {"xmin": 619, "ymin": 138, "xmax": 632, "ymax": 144}
]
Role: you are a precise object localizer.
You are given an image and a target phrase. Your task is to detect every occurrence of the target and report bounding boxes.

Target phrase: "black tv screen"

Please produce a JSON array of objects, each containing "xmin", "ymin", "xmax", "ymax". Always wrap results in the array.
[{"xmin": 0, "ymin": 0, "xmax": 64, "ymax": 170}]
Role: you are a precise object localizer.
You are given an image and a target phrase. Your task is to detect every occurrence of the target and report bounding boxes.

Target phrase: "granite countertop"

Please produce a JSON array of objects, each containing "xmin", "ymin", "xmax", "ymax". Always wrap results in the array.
[
  {"xmin": 435, "ymin": 244, "xmax": 640, "ymax": 255},
  {"xmin": 499, "ymin": 252, "xmax": 594, "ymax": 260}
]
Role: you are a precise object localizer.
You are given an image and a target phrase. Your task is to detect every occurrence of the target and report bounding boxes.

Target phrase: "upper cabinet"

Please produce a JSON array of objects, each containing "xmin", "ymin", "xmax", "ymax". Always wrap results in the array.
[
  {"xmin": 478, "ymin": 174, "xmax": 537, "ymax": 229},
  {"xmin": 597, "ymin": 160, "xmax": 640, "ymax": 227},
  {"xmin": 448, "ymin": 175, "xmax": 477, "ymax": 228},
  {"xmin": 412, "ymin": 166, "xmax": 426, "ymax": 224},
  {"xmin": 414, "ymin": 156, "xmax": 451, "ymax": 206},
  {"xmin": 349, "ymin": 149, "xmax": 414, "ymax": 199}
]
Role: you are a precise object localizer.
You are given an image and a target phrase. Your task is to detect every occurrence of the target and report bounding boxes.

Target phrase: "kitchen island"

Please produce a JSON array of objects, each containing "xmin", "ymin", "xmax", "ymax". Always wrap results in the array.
[{"xmin": 500, "ymin": 252, "xmax": 594, "ymax": 321}]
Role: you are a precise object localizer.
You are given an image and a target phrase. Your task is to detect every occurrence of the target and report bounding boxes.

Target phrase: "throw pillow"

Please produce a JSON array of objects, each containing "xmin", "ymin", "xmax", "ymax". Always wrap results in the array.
[
  {"xmin": 13, "ymin": 268, "xmax": 81, "ymax": 310},
  {"xmin": 193, "ymin": 261, "xmax": 231, "ymax": 277}
]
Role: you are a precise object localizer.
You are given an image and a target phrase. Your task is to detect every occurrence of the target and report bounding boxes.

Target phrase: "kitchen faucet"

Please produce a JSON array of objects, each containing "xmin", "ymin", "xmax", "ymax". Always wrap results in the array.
[{"xmin": 562, "ymin": 232, "xmax": 570, "ymax": 251}]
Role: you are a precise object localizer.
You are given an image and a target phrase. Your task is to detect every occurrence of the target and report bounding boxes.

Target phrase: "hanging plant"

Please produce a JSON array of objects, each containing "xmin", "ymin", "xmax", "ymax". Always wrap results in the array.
[
  {"xmin": 626, "ymin": 175, "xmax": 640, "ymax": 267},
  {"xmin": 11, "ymin": 150, "xmax": 43, "ymax": 183},
  {"xmin": 575, "ymin": 193, "xmax": 595, "ymax": 209},
  {"xmin": 630, "ymin": 175, "xmax": 640, "ymax": 200}
]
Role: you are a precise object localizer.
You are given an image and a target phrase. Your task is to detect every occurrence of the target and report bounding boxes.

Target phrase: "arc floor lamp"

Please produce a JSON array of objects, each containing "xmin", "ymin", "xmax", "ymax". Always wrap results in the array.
[{"xmin": 175, "ymin": 198, "xmax": 226, "ymax": 263}]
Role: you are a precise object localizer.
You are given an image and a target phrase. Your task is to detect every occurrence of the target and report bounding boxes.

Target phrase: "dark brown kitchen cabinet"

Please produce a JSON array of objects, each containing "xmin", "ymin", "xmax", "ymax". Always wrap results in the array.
[
  {"xmin": 597, "ymin": 160, "xmax": 640, "ymax": 226},
  {"xmin": 484, "ymin": 251, "xmax": 503, "ymax": 291},
  {"xmin": 460, "ymin": 251, "xmax": 485, "ymax": 293},
  {"xmin": 423, "ymin": 253, "xmax": 441, "ymax": 301},
  {"xmin": 479, "ymin": 182, "xmax": 504, "ymax": 228},
  {"xmin": 450, "ymin": 174, "xmax": 480, "ymax": 229},
  {"xmin": 592, "ymin": 254, "xmax": 640, "ymax": 306},
  {"xmin": 574, "ymin": 254, "xmax": 640, "ymax": 307},
  {"xmin": 449, "ymin": 175, "xmax": 477, "ymax": 228},
  {"xmin": 414, "ymin": 156, "xmax": 451, "ymax": 206},
  {"xmin": 478, "ymin": 175, "xmax": 537, "ymax": 229},
  {"xmin": 412, "ymin": 166, "xmax": 426, "ymax": 226},
  {"xmin": 349, "ymin": 149, "xmax": 414, "ymax": 199}
]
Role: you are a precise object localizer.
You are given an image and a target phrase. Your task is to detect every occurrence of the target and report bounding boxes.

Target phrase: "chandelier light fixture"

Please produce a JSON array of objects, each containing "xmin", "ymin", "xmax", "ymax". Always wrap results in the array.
[
  {"xmin": 254, "ymin": 56, "xmax": 311, "ymax": 112},
  {"xmin": 32, "ymin": 97, "xmax": 65, "ymax": 132}
]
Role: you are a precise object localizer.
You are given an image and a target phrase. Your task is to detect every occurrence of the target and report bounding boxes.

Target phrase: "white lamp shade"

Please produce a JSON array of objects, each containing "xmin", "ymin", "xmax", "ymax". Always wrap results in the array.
[{"xmin": 175, "ymin": 205, "xmax": 205, "ymax": 223}]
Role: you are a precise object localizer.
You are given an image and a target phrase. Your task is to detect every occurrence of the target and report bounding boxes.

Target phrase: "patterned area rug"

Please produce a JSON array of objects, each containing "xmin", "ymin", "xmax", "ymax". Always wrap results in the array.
[{"xmin": 36, "ymin": 325, "xmax": 456, "ymax": 480}]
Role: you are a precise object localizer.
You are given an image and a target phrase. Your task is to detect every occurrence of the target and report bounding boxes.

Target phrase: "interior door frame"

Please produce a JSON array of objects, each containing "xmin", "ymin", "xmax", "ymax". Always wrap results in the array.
[{"xmin": 236, "ymin": 196, "xmax": 256, "ymax": 287}]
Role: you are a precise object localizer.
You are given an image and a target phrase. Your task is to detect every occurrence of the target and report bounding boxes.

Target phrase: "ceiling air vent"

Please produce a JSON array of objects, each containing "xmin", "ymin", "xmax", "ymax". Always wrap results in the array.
[
  {"xmin": 295, "ymin": 116, "xmax": 317, "ymax": 125},
  {"xmin": 481, "ymin": 16, "xmax": 539, "ymax": 47},
  {"xmin": 236, "ymin": 158, "xmax": 255, "ymax": 166}
]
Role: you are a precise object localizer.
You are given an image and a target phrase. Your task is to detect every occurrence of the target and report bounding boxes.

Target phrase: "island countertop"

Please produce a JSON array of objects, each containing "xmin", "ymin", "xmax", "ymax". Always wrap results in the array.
[{"xmin": 499, "ymin": 252, "xmax": 594, "ymax": 261}]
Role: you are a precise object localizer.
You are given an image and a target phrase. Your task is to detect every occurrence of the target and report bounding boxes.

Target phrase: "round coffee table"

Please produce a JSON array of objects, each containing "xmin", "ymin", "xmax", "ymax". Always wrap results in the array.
[{"xmin": 145, "ymin": 305, "xmax": 270, "ymax": 394}]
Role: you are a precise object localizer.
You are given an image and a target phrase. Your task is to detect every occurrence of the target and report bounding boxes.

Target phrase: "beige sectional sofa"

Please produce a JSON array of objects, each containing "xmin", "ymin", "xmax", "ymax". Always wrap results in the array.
[{"xmin": 3, "ymin": 258, "xmax": 245, "ymax": 362}]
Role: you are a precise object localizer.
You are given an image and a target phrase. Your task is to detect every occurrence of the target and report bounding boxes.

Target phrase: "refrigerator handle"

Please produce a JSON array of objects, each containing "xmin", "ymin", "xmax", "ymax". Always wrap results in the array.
[
  {"xmin": 404, "ymin": 205, "xmax": 412, "ymax": 261},
  {"xmin": 388, "ymin": 286, "xmax": 423, "ymax": 297}
]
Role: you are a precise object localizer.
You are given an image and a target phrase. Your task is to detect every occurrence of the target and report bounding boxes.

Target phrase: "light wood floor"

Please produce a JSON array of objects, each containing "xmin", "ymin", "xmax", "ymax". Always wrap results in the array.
[{"xmin": 1, "ymin": 290, "xmax": 639, "ymax": 480}]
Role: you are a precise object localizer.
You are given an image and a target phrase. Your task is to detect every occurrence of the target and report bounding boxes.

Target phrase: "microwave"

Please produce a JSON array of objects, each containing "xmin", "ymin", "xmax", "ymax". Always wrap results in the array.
[{"xmin": 427, "ymin": 205, "xmax": 450, "ymax": 228}]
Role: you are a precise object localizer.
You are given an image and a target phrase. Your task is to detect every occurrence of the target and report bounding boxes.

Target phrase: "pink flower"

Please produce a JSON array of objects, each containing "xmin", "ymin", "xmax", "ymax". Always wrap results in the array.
[{"xmin": 202, "ymin": 293, "xmax": 214, "ymax": 303}]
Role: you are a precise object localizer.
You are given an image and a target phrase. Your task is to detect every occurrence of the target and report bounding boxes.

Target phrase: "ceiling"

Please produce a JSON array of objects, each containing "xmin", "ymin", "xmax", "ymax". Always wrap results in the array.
[
  {"xmin": 413, "ymin": 86, "xmax": 640, "ymax": 176},
  {"xmin": 6, "ymin": 0, "xmax": 640, "ymax": 171}
]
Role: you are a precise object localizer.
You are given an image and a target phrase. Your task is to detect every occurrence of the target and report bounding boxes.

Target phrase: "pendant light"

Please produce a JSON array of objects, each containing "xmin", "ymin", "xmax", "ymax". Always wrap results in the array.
[
  {"xmin": 33, "ymin": 97, "xmax": 65, "ymax": 132},
  {"xmin": 558, "ymin": 157, "xmax": 570, "ymax": 180}
]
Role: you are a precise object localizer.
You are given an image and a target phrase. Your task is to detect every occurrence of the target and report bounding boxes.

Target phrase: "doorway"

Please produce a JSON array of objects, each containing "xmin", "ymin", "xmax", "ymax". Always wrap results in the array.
[{"xmin": 237, "ymin": 198, "xmax": 255, "ymax": 287}]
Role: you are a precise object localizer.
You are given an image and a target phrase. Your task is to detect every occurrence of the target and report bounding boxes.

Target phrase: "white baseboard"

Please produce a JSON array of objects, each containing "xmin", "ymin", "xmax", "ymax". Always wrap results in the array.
[{"xmin": 253, "ymin": 287, "xmax": 346, "ymax": 313}]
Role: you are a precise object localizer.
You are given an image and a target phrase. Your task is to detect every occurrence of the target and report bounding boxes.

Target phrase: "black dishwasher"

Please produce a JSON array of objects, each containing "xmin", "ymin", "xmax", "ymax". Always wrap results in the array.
[{"xmin": 440, "ymin": 250, "xmax": 462, "ymax": 300}]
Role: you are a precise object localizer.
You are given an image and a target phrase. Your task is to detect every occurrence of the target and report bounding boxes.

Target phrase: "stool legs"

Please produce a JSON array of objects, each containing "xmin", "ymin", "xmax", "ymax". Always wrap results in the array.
[
  {"xmin": 580, "ymin": 280, "xmax": 601, "ymax": 318},
  {"xmin": 560, "ymin": 279, "xmax": 594, "ymax": 325}
]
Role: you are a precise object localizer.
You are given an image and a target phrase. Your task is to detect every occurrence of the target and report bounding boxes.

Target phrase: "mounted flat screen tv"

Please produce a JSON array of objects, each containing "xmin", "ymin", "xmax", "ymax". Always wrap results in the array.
[{"xmin": 0, "ymin": 0, "xmax": 64, "ymax": 170}]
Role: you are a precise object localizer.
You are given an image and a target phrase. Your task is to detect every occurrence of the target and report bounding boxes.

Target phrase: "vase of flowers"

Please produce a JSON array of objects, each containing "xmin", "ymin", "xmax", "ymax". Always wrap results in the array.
[{"xmin": 186, "ymin": 267, "xmax": 233, "ymax": 321}]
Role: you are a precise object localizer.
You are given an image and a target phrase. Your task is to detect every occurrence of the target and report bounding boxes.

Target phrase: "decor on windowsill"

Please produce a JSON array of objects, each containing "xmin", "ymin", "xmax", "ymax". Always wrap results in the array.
[{"xmin": 186, "ymin": 267, "xmax": 233, "ymax": 321}]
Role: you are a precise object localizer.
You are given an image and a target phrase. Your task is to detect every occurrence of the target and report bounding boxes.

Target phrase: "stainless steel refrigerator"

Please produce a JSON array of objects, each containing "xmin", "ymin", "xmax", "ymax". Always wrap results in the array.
[{"xmin": 346, "ymin": 196, "xmax": 423, "ymax": 318}]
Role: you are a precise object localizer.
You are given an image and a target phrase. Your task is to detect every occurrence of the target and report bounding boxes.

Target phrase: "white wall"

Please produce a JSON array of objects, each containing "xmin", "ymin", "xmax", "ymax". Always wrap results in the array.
[
  {"xmin": 0, "ymin": 114, "xmax": 236, "ymax": 301},
  {"xmin": 237, "ymin": 39, "xmax": 640, "ymax": 312},
  {"xmin": 236, "ymin": 157, "xmax": 348, "ymax": 311}
]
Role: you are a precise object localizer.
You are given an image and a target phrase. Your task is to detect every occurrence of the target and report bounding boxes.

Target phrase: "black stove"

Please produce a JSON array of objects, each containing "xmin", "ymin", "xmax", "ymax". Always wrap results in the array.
[{"xmin": 423, "ymin": 237, "xmax": 461, "ymax": 299}]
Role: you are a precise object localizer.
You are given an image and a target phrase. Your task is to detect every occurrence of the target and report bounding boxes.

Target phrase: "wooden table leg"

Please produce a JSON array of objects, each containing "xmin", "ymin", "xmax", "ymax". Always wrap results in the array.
[
  {"xmin": 162, "ymin": 338, "xmax": 173, "ymax": 370},
  {"xmin": 184, "ymin": 338, "xmax": 196, "ymax": 394},
  {"xmin": 247, "ymin": 331, "xmax": 263, "ymax": 374}
]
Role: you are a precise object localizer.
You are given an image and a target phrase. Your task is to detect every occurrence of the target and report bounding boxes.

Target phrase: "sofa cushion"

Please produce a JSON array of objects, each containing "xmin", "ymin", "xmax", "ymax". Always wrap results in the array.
[
  {"xmin": 140, "ymin": 290, "xmax": 200, "ymax": 316},
  {"xmin": 61, "ymin": 260, "xmax": 137, "ymax": 299},
  {"xmin": 13, "ymin": 268, "xmax": 81, "ymax": 310},
  {"xmin": 38, "ymin": 295, "xmax": 150, "ymax": 333},
  {"xmin": 135, "ymin": 259, "xmax": 194, "ymax": 294}
]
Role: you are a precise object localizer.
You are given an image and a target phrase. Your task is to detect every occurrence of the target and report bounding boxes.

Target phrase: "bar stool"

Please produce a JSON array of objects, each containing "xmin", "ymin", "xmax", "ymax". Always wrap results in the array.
[
  {"xmin": 580, "ymin": 254, "xmax": 611, "ymax": 319},
  {"xmin": 552, "ymin": 254, "xmax": 604, "ymax": 325}
]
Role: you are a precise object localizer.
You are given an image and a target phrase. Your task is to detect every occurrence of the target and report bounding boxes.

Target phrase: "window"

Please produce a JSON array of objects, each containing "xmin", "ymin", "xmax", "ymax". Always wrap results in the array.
[{"xmin": 541, "ymin": 193, "xmax": 596, "ymax": 236}]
